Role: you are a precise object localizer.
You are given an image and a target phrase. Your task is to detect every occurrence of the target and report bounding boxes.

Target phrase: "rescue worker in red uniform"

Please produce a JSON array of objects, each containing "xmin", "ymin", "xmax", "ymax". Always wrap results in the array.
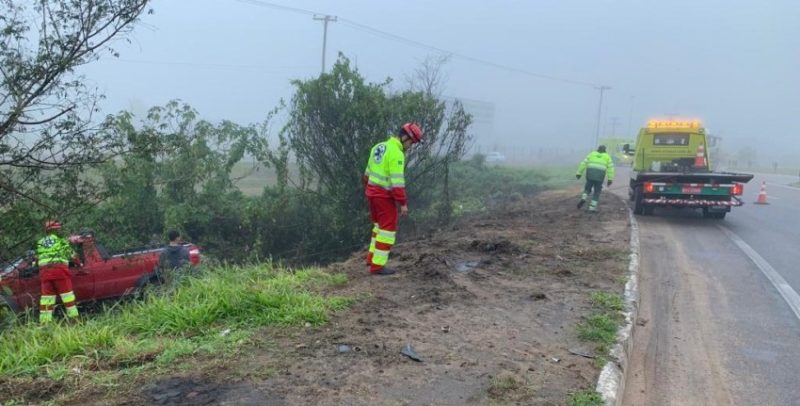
[
  {"xmin": 35, "ymin": 220, "xmax": 80, "ymax": 323},
  {"xmin": 364, "ymin": 123, "xmax": 423, "ymax": 275}
]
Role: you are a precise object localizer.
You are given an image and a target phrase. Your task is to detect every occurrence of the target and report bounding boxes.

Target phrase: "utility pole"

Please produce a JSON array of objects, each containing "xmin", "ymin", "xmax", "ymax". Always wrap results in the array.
[
  {"xmin": 626, "ymin": 95, "xmax": 636, "ymax": 138},
  {"xmin": 610, "ymin": 117, "xmax": 620, "ymax": 137},
  {"xmin": 594, "ymin": 85, "xmax": 611, "ymax": 147},
  {"xmin": 313, "ymin": 14, "xmax": 337, "ymax": 74}
]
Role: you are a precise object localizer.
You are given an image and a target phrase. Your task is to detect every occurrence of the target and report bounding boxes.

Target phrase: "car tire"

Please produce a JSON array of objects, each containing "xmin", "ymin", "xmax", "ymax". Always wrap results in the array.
[{"xmin": 132, "ymin": 270, "xmax": 161, "ymax": 299}]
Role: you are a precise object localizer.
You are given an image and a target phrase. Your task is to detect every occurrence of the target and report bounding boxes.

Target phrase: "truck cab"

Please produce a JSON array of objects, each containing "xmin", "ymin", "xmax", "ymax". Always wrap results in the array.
[{"xmin": 628, "ymin": 119, "xmax": 709, "ymax": 173}]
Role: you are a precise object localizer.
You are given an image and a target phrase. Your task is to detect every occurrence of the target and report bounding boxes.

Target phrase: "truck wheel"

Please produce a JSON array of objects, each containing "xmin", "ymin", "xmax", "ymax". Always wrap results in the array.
[
  {"xmin": 703, "ymin": 209, "xmax": 726, "ymax": 219},
  {"xmin": 633, "ymin": 187, "xmax": 644, "ymax": 214}
]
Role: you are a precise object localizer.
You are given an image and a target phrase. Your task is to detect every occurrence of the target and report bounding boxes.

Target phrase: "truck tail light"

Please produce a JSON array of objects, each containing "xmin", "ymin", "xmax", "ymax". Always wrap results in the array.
[
  {"xmin": 644, "ymin": 182, "xmax": 655, "ymax": 193},
  {"xmin": 732, "ymin": 183, "xmax": 743, "ymax": 196}
]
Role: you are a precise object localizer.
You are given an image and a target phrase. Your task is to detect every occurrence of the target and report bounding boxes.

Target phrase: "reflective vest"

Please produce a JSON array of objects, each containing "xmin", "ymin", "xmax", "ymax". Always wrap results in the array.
[
  {"xmin": 577, "ymin": 151, "xmax": 615, "ymax": 182},
  {"xmin": 36, "ymin": 233, "xmax": 75, "ymax": 266},
  {"xmin": 364, "ymin": 136, "xmax": 407, "ymax": 204}
]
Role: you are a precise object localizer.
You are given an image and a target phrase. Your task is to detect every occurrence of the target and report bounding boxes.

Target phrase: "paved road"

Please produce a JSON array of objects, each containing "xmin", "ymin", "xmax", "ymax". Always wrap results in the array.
[{"xmin": 614, "ymin": 170, "xmax": 800, "ymax": 405}]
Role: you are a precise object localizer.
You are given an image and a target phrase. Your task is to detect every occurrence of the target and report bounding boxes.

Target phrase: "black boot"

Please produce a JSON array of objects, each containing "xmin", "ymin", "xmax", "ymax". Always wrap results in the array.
[{"xmin": 372, "ymin": 267, "xmax": 397, "ymax": 275}]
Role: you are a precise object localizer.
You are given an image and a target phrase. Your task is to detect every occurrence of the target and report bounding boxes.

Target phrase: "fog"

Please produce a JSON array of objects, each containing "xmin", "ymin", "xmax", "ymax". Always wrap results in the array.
[{"xmin": 79, "ymin": 0, "xmax": 799, "ymax": 167}]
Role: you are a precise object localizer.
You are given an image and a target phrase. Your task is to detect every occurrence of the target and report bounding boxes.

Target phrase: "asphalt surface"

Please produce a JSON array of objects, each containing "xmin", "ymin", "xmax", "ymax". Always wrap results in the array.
[{"xmin": 611, "ymin": 169, "xmax": 800, "ymax": 405}]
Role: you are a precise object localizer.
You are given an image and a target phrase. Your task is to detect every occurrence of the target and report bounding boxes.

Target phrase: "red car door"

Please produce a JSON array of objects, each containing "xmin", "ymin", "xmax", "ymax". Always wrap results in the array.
[
  {"xmin": 12, "ymin": 261, "xmax": 41, "ymax": 311},
  {"xmin": 12, "ymin": 261, "xmax": 94, "ymax": 311},
  {"xmin": 94, "ymin": 254, "xmax": 149, "ymax": 299},
  {"xmin": 68, "ymin": 263, "xmax": 95, "ymax": 302}
]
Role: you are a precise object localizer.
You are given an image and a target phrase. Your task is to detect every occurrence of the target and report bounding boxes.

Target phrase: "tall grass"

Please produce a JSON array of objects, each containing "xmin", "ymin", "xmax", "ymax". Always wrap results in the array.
[
  {"xmin": 0, "ymin": 264, "xmax": 350, "ymax": 377},
  {"xmin": 443, "ymin": 159, "xmax": 574, "ymax": 215}
]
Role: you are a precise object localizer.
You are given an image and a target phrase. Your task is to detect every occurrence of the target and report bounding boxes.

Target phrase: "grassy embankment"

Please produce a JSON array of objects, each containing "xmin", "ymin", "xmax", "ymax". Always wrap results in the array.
[
  {"xmin": 0, "ymin": 264, "xmax": 351, "ymax": 402},
  {"xmin": 0, "ymin": 161, "xmax": 580, "ymax": 404}
]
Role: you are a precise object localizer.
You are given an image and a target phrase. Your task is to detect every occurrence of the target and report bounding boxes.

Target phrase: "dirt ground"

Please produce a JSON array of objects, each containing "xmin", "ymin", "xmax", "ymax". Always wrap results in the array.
[{"xmin": 33, "ymin": 190, "xmax": 631, "ymax": 405}]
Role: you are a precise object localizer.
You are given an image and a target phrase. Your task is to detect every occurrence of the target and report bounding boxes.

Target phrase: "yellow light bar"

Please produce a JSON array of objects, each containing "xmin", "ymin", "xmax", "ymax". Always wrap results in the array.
[{"xmin": 646, "ymin": 119, "xmax": 703, "ymax": 129}]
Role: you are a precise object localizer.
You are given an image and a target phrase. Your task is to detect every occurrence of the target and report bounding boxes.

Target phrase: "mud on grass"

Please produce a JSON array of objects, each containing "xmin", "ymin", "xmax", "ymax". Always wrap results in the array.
[{"xmin": 5, "ymin": 190, "xmax": 630, "ymax": 405}]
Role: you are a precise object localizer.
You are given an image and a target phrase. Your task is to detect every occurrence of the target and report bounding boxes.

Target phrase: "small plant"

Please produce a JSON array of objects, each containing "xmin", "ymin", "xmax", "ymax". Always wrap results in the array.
[
  {"xmin": 488, "ymin": 374, "xmax": 522, "ymax": 399},
  {"xmin": 578, "ymin": 314, "xmax": 618, "ymax": 353},
  {"xmin": 590, "ymin": 291, "xmax": 624, "ymax": 312},
  {"xmin": 577, "ymin": 291, "xmax": 625, "ymax": 358},
  {"xmin": 568, "ymin": 389, "xmax": 604, "ymax": 406},
  {"xmin": 487, "ymin": 373, "xmax": 537, "ymax": 402}
]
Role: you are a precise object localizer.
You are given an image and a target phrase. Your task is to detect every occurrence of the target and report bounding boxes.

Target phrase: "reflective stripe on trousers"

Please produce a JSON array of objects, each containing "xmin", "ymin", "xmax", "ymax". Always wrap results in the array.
[{"xmin": 368, "ymin": 196, "xmax": 398, "ymax": 272}]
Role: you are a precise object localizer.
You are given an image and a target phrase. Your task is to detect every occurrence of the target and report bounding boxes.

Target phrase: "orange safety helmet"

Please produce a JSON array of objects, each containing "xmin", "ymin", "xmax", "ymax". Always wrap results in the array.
[
  {"xmin": 44, "ymin": 220, "xmax": 62, "ymax": 232},
  {"xmin": 401, "ymin": 122, "xmax": 423, "ymax": 144}
]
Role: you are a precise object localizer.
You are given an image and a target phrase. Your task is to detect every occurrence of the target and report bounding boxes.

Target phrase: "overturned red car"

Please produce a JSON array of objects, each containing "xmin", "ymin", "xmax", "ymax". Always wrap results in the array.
[{"xmin": 0, "ymin": 231, "xmax": 200, "ymax": 314}]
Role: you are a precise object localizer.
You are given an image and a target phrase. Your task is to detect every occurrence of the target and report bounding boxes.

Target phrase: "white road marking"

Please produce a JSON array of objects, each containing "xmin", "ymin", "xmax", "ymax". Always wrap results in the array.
[{"xmin": 720, "ymin": 226, "xmax": 800, "ymax": 321}]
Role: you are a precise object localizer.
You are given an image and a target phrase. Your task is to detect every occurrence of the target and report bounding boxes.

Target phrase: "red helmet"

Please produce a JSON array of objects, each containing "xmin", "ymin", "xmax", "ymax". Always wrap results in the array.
[
  {"xmin": 44, "ymin": 220, "xmax": 62, "ymax": 232},
  {"xmin": 401, "ymin": 122, "xmax": 423, "ymax": 144}
]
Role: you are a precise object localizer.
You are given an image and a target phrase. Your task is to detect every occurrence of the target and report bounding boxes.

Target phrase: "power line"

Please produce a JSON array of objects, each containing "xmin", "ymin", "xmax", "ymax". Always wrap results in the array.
[
  {"xmin": 112, "ymin": 58, "xmax": 314, "ymax": 71},
  {"xmin": 338, "ymin": 19, "xmax": 601, "ymax": 88},
  {"xmin": 233, "ymin": 0, "xmax": 317, "ymax": 16},
  {"xmin": 231, "ymin": 0, "xmax": 602, "ymax": 88}
]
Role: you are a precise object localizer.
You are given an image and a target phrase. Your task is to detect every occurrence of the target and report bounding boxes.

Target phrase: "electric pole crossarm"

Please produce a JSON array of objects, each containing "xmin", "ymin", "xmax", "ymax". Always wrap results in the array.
[{"xmin": 313, "ymin": 14, "xmax": 337, "ymax": 74}]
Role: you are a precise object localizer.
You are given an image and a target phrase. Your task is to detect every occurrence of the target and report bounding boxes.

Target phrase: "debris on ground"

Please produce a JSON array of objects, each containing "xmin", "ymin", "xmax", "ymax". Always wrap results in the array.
[
  {"xmin": 454, "ymin": 260, "xmax": 480, "ymax": 273},
  {"xmin": 568, "ymin": 348, "xmax": 596, "ymax": 359},
  {"xmin": 400, "ymin": 344, "xmax": 423, "ymax": 362}
]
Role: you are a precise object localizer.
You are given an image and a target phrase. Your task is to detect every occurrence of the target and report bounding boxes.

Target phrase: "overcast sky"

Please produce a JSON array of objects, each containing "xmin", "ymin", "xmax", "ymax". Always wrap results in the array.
[{"xmin": 79, "ymin": 0, "xmax": 799, "ymax": 160}]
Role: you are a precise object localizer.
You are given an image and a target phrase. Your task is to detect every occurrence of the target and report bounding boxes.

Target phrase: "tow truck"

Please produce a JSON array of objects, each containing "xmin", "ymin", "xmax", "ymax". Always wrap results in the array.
[
  {"xmin": 0, "ymin": 230, "xmax": 200, "ymax": 318},
  {"xmin": 624, "ymin": 119, "xmax": 754, "ymax": 219}
]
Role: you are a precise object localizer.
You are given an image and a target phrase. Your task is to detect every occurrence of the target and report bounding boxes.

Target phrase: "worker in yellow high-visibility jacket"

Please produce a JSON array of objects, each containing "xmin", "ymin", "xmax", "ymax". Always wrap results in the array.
[
  {"xmin": 35, "ymin": 220, "xmax": 80, "ymax": 322},
  {"xmin": 576, "ymin": 145, "xmax": 615, "ymax": 212},
  {"xmin": 363, "ymin": 123, "xmax": 423, "ymax": 275}
]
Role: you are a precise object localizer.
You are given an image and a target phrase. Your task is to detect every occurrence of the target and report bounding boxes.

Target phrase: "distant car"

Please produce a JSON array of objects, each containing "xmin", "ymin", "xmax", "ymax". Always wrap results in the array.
[{"xmin": 485, "ymin": 151, "xmax": 506, "ymax": 164}]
